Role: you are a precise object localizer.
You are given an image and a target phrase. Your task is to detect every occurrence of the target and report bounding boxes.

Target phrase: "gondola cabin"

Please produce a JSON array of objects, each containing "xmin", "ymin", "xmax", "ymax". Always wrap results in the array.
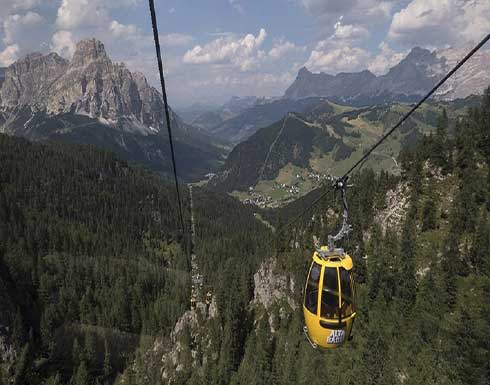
[{"xmin": 303, "ymin": 246, "xmax": 356, "ymax": 349}]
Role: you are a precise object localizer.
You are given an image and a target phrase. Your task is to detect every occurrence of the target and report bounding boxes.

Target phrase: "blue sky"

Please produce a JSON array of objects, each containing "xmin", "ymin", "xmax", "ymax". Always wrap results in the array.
[{"xmin": 0, "ymin": 0, "xmax": 489, "ymax": 107}]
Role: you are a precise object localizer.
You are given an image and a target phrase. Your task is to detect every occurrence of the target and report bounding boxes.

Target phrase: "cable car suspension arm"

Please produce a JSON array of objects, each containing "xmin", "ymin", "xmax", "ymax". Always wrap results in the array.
[{"xmin": 328, "ymin": 177, "xmax": 352, "ymax": 251}]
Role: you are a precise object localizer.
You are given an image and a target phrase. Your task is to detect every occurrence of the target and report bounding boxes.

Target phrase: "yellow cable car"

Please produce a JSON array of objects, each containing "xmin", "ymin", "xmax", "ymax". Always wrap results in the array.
[{"xmin": 303, "ymin": 246, "xmax": 356, "ymax": 349}]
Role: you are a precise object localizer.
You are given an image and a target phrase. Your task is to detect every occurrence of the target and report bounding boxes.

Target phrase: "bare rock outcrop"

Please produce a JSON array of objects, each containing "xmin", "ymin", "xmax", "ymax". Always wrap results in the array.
[
  {"xmin": 253, "ymin": 258, "xmax": 297, "ymax": 311},
  {"xmin": 0, "ymin": 38, "xmax": 176, "ymax": 135},
  {"xmin": 375, "ymin": 182, "xmax": 411, "ymax": 235}
]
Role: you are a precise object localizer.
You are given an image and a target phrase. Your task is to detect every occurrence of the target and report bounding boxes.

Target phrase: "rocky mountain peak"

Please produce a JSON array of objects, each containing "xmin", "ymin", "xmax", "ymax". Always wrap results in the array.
[
  {"xmin": 406, "ymin": 46, "xmax": 432, "ymax": 59},
  {"xmin": 297, "ymin": 66, "xmax": 312, "ymax": 77},
  {"xmin": 71, "ymin": 38, "xmax": 109, "ymax": 66},
  {"xmin": 285, "ymin": 45, "xmax": 488, "ymax": 102},
  {"xmin": 394, "ymin": 46, "xmax": 439, "ymax": 71},
  {"xmin": 0, "ymin": 37, "xmax": 172, "ymax": 134}
]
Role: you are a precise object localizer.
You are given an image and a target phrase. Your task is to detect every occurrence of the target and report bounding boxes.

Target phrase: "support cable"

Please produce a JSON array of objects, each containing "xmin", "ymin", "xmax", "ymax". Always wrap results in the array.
[
  {"xmin": 277, "ymin": 33, "xmax": 490, "ymax": 235},
  {"xmin": 148, "ymin": 0, "xmax": 186, "ymax": 236}
]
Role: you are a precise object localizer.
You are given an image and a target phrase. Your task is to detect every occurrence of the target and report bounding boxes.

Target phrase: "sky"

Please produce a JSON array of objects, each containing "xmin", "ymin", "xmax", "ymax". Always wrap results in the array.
[{"xmin": 0, "ymin": 0, "xmax": 489, "ymax": 107}]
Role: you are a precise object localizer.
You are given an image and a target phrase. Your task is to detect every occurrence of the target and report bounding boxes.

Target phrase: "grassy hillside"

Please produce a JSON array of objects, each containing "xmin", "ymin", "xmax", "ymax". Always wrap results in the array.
[{"xmin": 211, "ymin": 96, "xmax": 479, "ymax": 207}]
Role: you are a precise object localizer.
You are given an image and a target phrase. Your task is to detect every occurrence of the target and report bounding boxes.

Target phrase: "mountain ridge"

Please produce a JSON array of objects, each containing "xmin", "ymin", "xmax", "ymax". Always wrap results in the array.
[
  {"xmin": 0, "ymin": 38, "xmax": 224, "ymax": 180},
  {"xmin": 285, "ymin": 46, "xmax": 490, "ymax": 103}
]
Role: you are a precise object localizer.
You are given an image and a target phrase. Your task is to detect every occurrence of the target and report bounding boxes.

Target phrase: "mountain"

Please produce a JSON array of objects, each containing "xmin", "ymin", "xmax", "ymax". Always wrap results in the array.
[
  {"xmin": 201, "ymin": 97, "xmax": 325, "ymax": 143},
  {"xmin": 176, "ymin": 102, "xmax": 219, "ymax": 124},
  {"xmin": 209, "ymin": 96, "xmax": 479, "ymax": 203},
  {"xmin": 435, "ymin": 45, "xmax": 490, "ymax": 99},
  {"xmin": 285, "ymin": 67, "xmax": 376, "ymax": 102},
  {"xmin": 0, "ymin": 38, "xmax": 224, "ymax": 181},
  {"xmin": 2, "ymin": 87, "xmax": 490, "ymax": 385},
  {"xmin": 0, "ymin": 67, "xmax": 5, "ymax": 87},
  {"xmin": 189, "ymin": 96, "xmax": 262, "ymax": 132},
  {"xmin": 285, "ymin": 46, "xmax": 490, "ymax": 104}
]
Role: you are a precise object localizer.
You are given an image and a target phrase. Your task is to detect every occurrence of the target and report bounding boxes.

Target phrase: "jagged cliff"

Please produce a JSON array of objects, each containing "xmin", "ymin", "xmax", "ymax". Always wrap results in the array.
[
  {"xmin": 1, "ymin": 39, "xmax": 174, "ymax": 134},
  {"xmin": 285, "ymin": 46, "xmax": 490, "ymax": 103},
  {"xmin": 0, "ymin": 38, "xmax": 223, "ymax": 180}
]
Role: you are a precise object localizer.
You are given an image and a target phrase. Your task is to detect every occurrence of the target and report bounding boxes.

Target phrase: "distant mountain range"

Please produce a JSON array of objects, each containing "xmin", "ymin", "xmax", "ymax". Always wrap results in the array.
[
  {"xmin": 185, "ymin": 45, "xmax": 489, "ymax": 146},
  {"xmin": 201, "ymin": 97, "xmax": 328, "ymax": 143},
  {"xmin": 209, "ymin": 96, "xmax": 481, "ymax": 199},
  {"xmin": 0, "ymin": 38, "xmax": 224, "ymax": 181},
  {"xmin": 285, "ymin": 46, "xmax": 490, "ymax": 103}
]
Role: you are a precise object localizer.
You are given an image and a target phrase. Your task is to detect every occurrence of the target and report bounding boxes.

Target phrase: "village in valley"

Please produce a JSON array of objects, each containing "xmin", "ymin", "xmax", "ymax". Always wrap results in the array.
[{"xmin": 241, "ymin": 171, "xmax": 333, "ymax": 208}]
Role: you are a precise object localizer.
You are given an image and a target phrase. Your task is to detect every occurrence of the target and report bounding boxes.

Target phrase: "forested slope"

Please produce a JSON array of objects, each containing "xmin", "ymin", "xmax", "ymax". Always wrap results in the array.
[
  {"xmin": 0, "ymin": 136, "xmax": 193, "ymax": 384},
  {"xmin": 2, "ymin": 90, "xmax": 490, "ymax": 385},
  {"xmin": 126, "ymin": 91, "xmax": 490, "ymax": 385}
]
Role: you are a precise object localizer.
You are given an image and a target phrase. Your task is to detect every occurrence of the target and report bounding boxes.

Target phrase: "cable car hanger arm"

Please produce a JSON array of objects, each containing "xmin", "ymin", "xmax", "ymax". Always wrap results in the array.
[{"xmin": 327, "ymin": 177, "xmax": 352, "ymax": 252}]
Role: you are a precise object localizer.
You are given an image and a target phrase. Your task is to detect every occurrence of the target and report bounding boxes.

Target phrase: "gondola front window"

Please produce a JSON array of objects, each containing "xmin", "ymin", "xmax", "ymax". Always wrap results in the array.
[
  {"xmin": 305, "ymin": 262, "xmax": 321, "ymax": 314},
  {"xmin": 321, "ymin": 267, "xmax": 340, "ymax": 319}
]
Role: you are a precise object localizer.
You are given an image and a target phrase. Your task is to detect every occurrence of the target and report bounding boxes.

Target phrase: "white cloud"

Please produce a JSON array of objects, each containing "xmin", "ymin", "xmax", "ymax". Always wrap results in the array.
[
  {"xmin": 0, "ymin": 0, "xmax": 41, "ymax": 17},
  {"xmin": 183, "ymin": 28, "xmax": 268, "ymax": 71},
  {"xmin": 268, "ymin": 40, "xmax": 300, "ymax": 59},
  {"xmin": 304, "ymin": 16, "xmax": 372, "ymax": 74},
  {"xmin": 50, "ymin": 30, "xmax": 76, "ymax": 58},
  {"xmin": 160, "ymin": 33, "xmax": 195, "ymax": 47},
  {"xmin": 331, "ymin": 18, "xmax": 370, "ymax": 42},
  {"xmin": 388, "ymin": 0, "xmax": 490, "ymax": 47},
  {"xmin": 56, "ymin": 0, "xmax": 109, "ymax": 29},
  {"xmin": 190, "ymin": 71, "xmax": 294, "ymax": 88},
  {"xmin": 300, "ymin": 0, "xmax": 394, "ymax": 24},
  {"xmin": 368, "ymin": 42, "xmax": 407, "ymax": 75},
  {"xmin": 229, "ymin": 0, "xmax": 245, "ymax": 14},
  {"xmin": 0, "ymin": 44, "xmax": 20, "ymax": 66},
  {"xmin": 109, "ymin": 20, "xmax": 138, "ymax": 38},
  {"xmin": 3, "ymin": 11, "xmax": 44, "ymax": 45},
  {"xmin": 305, "ymin": 46, "xmax": 371, "ymax": 73},
  {"xmin": 1, "ymin": 11, "xmax": 50, "ymax": 56}
]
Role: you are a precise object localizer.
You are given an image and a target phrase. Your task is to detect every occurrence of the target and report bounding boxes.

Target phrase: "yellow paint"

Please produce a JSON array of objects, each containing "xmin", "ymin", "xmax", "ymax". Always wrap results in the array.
[{"xmin": 303, "ymin": 247, "xmax": 356, "ymax": 349}]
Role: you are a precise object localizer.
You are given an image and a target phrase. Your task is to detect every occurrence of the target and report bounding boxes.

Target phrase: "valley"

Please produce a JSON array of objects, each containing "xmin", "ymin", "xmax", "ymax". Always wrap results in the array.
[
  {"xmin": 208, "ymin": 97, "xmax": 477, "ymax": 207},
  {"xmin": 0, "ymin": 28, "xmax": 489, "ymax": 385}
]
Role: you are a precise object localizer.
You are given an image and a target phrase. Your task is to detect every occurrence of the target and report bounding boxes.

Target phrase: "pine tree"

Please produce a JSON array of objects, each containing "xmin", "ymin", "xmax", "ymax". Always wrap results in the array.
[
  {"xmin": 472, "ymin": 213, "xmax": 490, "ymax": 275},
  {"xmin": 43, "ymin": 373, "xmax": 61, "ymax": 385},
  {"xmin": 12, "ymin": 309, "xmax": 26, "ymax": 348},
  {"xmin": 103, "ymin": 338, "xmax": 112, "ymax": 380},
  {"xmin": 421, "ymin": 193, "xmax": 438, "ymax": 232},
  {"xmin": 13, "ymin": 343, "xmax": 30, "ymax": 385},
  {"xmin": 396, "ymin": 213, "xmax": 417, "ymax": 313},
  {"xmin": 71, "ymin": 361, "xmax": 89, "ymax": 385},
  {"xmin": 367, "ymin": 224, "xmax": 386, "ymax": 302},
  {"xmin": 72, "ymin": 338, "xmax": 83, "ymax": 368},
  {"xmin": 432, "ymin": 108, "xmax": 449, "ymax": 171},
  {"xmin": 413, "ymin": 271, "xmax": 443, "ymax": 345},
  {"xmin": 84, "ymin": 332, "xmax": 96, "ymax": 369}
]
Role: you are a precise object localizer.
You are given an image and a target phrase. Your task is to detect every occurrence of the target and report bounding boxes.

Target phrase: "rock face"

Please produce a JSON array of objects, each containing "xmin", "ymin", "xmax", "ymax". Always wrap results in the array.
[
  {"xmin": 0, "ymin": 38, "xmax": 223, "ymax": 180},
  {"xmin": 0, "ymin": 39, "xmax": 171, "ymax": 134},
  {"xmin": 374, "ymin": 182, "xmax": 411, "ymax": 235},
  {"xmin": 285, "ymin": 46, "xmax": 490, "ymax": 103},
  {"xmin": 285, "ymin": 67, "xmax": 376, "ymax": 101},
  {"xmin": 435, "ymin": 46, "xmax": 490, "ymax": 100},
  {"xmin": 0, "ymin": 67, "xmax": 6, "ymax": 88},
  {"xmin": 253, "ymin": 258, "xmax": 297, "ymax": 311}
]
